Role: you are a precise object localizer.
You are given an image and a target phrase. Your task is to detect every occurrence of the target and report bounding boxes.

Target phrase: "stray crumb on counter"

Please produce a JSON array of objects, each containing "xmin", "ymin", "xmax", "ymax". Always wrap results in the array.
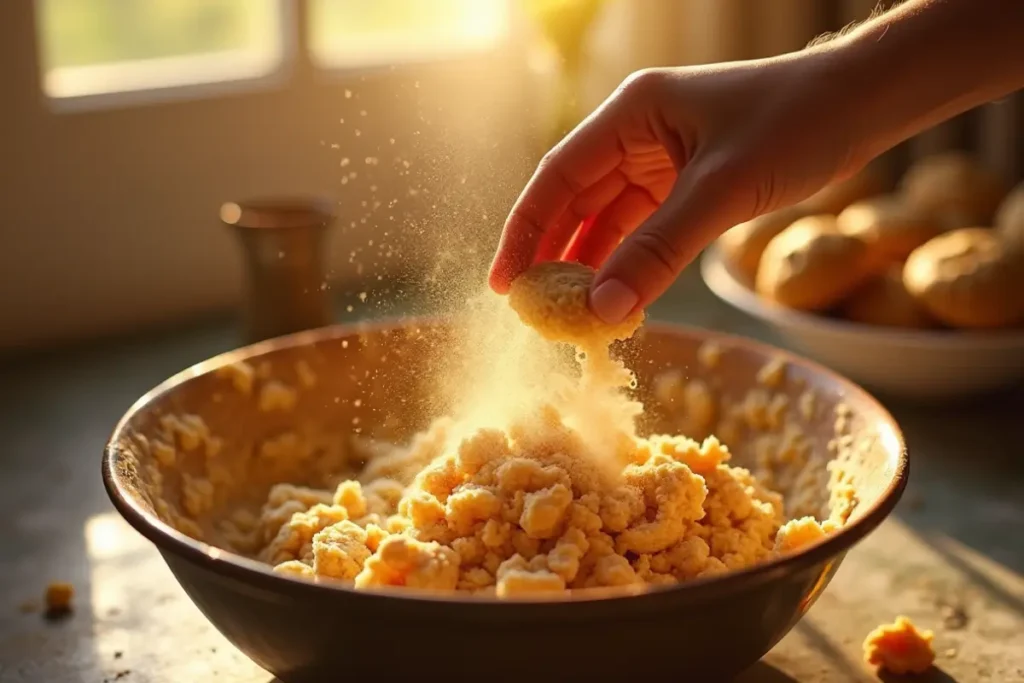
[
  {"xmin": 44, "ymin": 582, "xmax": 74, "ymax": 618},
  {"xmin": 863, "ymin": 616, "xmax": 935, "ymax": 675}
]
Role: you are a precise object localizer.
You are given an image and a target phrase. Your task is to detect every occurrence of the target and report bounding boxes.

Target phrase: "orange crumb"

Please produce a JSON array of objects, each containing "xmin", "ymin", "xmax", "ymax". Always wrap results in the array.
[
  {"xmin": 44, "ymin": 582, "xmax": 74, "ymax": 617},
  {"xmin": 863, "ymin": 616, "xmax": 935, "ymax": 675}
]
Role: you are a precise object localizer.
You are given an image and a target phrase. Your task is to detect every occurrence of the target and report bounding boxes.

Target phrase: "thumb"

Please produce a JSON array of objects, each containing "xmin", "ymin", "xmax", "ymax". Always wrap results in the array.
[{"xmin": 589, "ymin": 161, "xmax": 746, "ymax": 324}]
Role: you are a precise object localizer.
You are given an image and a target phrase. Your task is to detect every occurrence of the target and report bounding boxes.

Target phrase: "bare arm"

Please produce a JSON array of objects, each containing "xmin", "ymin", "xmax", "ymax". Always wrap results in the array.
[
  {"xmin": 827, "ymin": 0, "xmax": 1024, "ymax": 167},
  {"xmin": 490, "ymin": 0, "xmax": 1024, "ymax": 323}
]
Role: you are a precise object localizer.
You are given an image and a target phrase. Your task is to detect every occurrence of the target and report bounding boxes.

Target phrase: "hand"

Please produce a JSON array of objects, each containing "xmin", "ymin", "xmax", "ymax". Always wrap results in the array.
[{"xmin": 489, "ymin": 51, "xmax": 866, "ymax": 323}]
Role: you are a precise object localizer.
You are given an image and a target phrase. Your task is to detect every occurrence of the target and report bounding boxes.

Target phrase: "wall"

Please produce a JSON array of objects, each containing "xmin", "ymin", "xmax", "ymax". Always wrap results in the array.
[{"xmin": 0, "ymin": 1, "xmax": 539, "ymax": 350}]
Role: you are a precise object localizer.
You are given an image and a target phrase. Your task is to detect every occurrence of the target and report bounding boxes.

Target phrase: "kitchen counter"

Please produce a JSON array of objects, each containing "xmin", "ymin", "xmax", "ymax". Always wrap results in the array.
[{"xmin": 1, "ymin": 267, "xmax": 1021, "ymax": 683}]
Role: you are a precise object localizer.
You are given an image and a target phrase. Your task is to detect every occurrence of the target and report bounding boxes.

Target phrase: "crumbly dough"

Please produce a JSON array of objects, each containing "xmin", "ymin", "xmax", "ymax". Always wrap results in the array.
[
  {"xmin": 507, "ymin": 261, "xmax": 644, "ymax": 349},
  {"xmin": 995, "ymin": 181, "xmax": 1024, "ymax": 254},
  {"xmin": 900, "ymin": 152, "xmax": 1007, "ymax": 228},
  {"xmin": 903, "ymin": 228, "xmax": 1024, "ymax": 329},
  {"xmin": 836, "ymin": 195, "xmax": 941, "ymax": 264},
  {"xmin": 44, "ymin": 582, "xmax": 74, "ymax": 616},
  {"xmin": 250, "ymin": 287, "xmax": 841, "ymax": 597},
  {"xmin": 718, "ymin": 206, "xmax": 808, "ymax": 286},
  {"xmin": 863, "ymin": 616, "xmax": 936, "ymax": 675},
  {"xmin": 756, "ymin": 215, "xmax": 877, "ymax": 312},
  {"xmin": 841, "ymin": 266, "xmax": 936, "ymax": 329}
]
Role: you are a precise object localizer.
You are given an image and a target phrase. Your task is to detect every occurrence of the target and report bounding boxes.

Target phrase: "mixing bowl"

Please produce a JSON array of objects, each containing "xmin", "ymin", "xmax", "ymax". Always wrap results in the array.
[
  {"xmin": 702, "ymin": 243, "xmax": 1024, "ymax": 400},
  {"xmin": 103, "ymin": 319, "xmax": 907, "ymax": 681}
]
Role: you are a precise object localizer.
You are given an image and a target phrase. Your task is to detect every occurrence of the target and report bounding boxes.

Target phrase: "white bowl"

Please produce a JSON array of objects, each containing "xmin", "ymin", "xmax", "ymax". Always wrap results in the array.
[{"xmin": 700, "ymin": 243, "xmax": 1024, "ymax": 400}]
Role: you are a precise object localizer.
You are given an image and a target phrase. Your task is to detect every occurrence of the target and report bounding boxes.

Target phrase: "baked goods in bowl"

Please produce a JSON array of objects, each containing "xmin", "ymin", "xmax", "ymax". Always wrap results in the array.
[
  {"xmin": 903, "ymin": 227, "xmax": 1024, "ymax": 329},
  {"xmin": 836, "ymin": 195, "xmax": 941, "ymax": 264},
  {"xmin": 755, "ymin": 215, "xmax": 878, "ymax": 312},
  {"xmin": 899, "ymin": 151, "xmax": 1007, "ymax": 228},
  {"xmin": 104, "ymin": 296, "xmax": 907, "ymax": 679},
  {"xmin": 705, "ymin": 149, "xmax": 1024, "ymax": 398}
]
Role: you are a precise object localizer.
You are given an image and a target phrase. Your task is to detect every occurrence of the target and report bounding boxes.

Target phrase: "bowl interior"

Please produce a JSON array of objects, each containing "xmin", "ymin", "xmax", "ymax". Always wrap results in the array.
[{"xmin": 106, "ymin": 319, "xmax": 905, "ymax": 590}]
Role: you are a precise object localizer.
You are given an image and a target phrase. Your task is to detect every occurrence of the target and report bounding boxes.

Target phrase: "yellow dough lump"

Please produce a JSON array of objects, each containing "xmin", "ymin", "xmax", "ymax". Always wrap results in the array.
[
  {"xmin": 252, "ymin": 262, "xmax": 841, "ymax": 597},
  {"xmin": 507, "ymin": 261, "xmax": 645, "ymax": 350},
  {"xmin": 863, "ymin": 616, "xmax": 936, "ymax": 675}
]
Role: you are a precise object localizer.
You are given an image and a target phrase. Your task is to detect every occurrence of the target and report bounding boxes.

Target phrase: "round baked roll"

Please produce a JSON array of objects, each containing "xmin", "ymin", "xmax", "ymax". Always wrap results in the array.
[
  {"xmin": 903, "ymin": 228, "xmax": 1024, "ymax": 329},
  {"xmin": 900, "ymin": 152, "xmax": 1007, "ymax": 228},
  {"xmin": 841, "ymin": 266, "xmax": 936, "ymax": 329},
  {"xmin": 995, "ymin": 181, "xmax": 1024, "ymax": 253},
  {"xmin": 717, "ymin": 206, "xmax": 808, "ymax": 286},
  {"xmin": 756, "ymin": 215, "xmax": 877, "ymax": 312},
  {"xmin": 799, "ymin": 163, "xmax": 889, "ymax": 216},
  {"xmin": 837, "ymin": 195, "xmax": 941, "ymax": 264}
]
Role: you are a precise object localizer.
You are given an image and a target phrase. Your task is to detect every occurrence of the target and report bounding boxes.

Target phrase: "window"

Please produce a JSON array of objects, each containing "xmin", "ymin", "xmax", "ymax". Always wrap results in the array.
[
  {"xmin": 35, "ymin": 0, "xmax": 287, "ymax": 101},
  {"xmin": 308, "ymin": 0, "xmax": 509, "ymax": 68}
]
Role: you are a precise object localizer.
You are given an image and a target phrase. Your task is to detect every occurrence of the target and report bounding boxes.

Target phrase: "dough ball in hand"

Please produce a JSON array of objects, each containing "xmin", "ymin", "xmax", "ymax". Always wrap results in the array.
[
  {"xmin": 508, "ymin": 261, "xmax": 645, "ymax": 347},
  {"xmin": 841, "ymin": 266, "xmax": 936, "ymax": 329},
  {"xmin": 900, "ymin": 152, "xmax": 1007, "ymax": 229},
  {"xmin": 837, "ymin": 194, "xmax": 941, "ymax": 264},
  {"xmin": 718, "ymin": 206, "xmax": 808, "ymax": 286},
  {"xmin": 903, "ymin": 228, "xmax": 1024, "ymax": 329},
  {"xmin": 756, "ymin": 215, "xmax": 877, "ymax": 312}
]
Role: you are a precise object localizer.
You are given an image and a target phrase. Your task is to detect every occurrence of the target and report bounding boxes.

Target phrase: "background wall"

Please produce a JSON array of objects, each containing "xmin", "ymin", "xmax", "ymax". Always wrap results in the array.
[
  {"xmin": 3, "ymin": 0, "xmax": 1022, "ymax": 351},
  {"xmin": 0, "ymin": 0, "xmax": 539, "ymax": 350}
]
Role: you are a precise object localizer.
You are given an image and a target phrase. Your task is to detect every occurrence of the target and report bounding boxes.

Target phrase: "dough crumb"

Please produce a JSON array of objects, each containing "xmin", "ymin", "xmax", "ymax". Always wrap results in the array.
[
  {"xmin": 44, "ymin": 582, "xmax": 74, "ymax": 617},
  {"xmin": 863, "ymin": 616, "xmax": 935, "ymax": 675}
]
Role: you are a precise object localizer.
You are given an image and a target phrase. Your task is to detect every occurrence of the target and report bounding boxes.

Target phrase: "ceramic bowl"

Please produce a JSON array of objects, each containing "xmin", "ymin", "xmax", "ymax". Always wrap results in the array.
[
  {"xmin": 701, "ymin": 243, "xmax": 1024, "ymax": 401},
  {"xmin": 103, "ymin": 319, "xmax": 907, "ymax": 681}
]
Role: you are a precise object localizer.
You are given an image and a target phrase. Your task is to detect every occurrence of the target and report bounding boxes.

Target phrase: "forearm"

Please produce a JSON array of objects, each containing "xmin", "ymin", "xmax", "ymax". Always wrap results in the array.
[{"xmin": 821, "ymin": 0, "xmax": 1024, "ymax": 165}]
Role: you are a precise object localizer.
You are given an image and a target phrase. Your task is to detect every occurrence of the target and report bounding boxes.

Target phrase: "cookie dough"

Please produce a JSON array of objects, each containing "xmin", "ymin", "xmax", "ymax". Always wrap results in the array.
[
  {"xmin": 508, "ymin": 261, "xmax": 644, "ymax": 348},
  {"xmin": 863, "ymin": 616, "xmax": 935, "ymax": 675},
  {"xmin": 841, "ymin": 266, "xmax": 936, "ymax": 329},
  {"xmin": 718, "ymin": 206, "xmax": 808, "ymax": 286},
  {"xmin": 756, "ymin": 215, "xmax": 877, "ymax": 312},
  {"xmin": 836, "ymin": 195, "xmax": 941, "ymax": 264},
  {"xmin": 900, "ymin": 152, "xmax": 1007, "ymax": 228},
  {"xmin": 903, "ymin": 228, "xmax": 1024, "ymax": 329}
]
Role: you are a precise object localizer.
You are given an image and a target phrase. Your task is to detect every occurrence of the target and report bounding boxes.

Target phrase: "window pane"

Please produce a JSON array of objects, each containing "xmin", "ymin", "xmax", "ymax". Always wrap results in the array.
[
  {"xmin": 309, "ymin": 0, "xmax": 508, "ymax": 67},
  {"xmin": 36, "ymin": 0, "xmax": 284, "ymax": 99}
]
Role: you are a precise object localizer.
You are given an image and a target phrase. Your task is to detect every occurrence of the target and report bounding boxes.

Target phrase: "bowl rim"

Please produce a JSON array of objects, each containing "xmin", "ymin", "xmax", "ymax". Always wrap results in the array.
[
  {"xmin": 102, "ymin": 317, "xmax": 909, "ymax": 611},
  {"xmin": 700, "ymin": 242, "xmax": 1024, "ymax": 349}
]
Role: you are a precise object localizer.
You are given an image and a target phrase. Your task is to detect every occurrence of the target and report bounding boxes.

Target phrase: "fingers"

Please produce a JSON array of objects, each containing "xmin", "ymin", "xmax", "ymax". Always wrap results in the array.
[
  {"xmin": 590, "ymin": 165, "xmax": 745, "ymax": 324},
  {"xmin": 572, "ymin": 185, "xmax": 660, "ymax": 268},
  {"xmin": 534, "ymin": 170, "xmax": 628, "ymax": 263},
  {"xmin": 488, "ymin": 112, "xmax": 626, "ymax": 293}
]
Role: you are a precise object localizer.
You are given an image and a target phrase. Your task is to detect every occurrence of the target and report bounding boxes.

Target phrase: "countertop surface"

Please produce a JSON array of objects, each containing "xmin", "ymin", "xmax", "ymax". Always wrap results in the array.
[{"xmin": 1, "ymin": 267, "xmax": 1021, "ymax": 683}]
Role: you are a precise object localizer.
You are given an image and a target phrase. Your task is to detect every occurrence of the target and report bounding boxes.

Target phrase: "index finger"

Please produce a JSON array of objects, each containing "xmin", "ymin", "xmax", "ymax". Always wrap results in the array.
[{"xmin": 488, "ymin": 110, "xmax": 625, "ymax": 293}]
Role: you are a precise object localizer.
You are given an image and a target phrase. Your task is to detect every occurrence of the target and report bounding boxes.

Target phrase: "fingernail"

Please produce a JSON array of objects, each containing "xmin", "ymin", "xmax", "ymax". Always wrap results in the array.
[{"xmin": 590, "ymin": 279, "xmax": 638, "ymax": 325}]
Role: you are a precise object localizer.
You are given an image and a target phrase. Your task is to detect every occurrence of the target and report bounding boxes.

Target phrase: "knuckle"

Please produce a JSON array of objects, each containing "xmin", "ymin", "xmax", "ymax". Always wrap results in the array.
[
  {"xmin": 617, "ymin": 68, "xmax": 666, "ymax": 100},
  {"xmin": 630, "ymin": 230, "xmax": 683, "ymax": 277}
]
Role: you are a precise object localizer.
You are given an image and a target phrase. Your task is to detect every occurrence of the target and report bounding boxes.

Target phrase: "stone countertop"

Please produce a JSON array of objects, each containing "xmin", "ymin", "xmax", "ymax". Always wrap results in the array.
[{"xmin": 0, "ymin": 267, "xmax": 1021, "ymax": 683}]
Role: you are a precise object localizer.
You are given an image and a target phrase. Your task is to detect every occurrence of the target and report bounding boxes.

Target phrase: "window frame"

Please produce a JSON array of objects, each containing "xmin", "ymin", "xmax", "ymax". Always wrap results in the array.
[
  {"xmin": 36, "ymin": 0, "xmax": 299, "ymax": 113},
  {"xmin": 33, "ymin": 0, "xmax": 518, "ymax": 114},
  {"xmin": 305, "ymin": 0, "xmax": 514, "ymax": 72}
]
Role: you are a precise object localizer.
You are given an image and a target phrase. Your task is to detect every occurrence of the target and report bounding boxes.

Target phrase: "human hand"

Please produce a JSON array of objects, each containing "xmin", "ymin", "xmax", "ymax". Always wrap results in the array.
[{"xmin": 489, "ymin": 51, "xmax": 868, "ymax": 323}]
